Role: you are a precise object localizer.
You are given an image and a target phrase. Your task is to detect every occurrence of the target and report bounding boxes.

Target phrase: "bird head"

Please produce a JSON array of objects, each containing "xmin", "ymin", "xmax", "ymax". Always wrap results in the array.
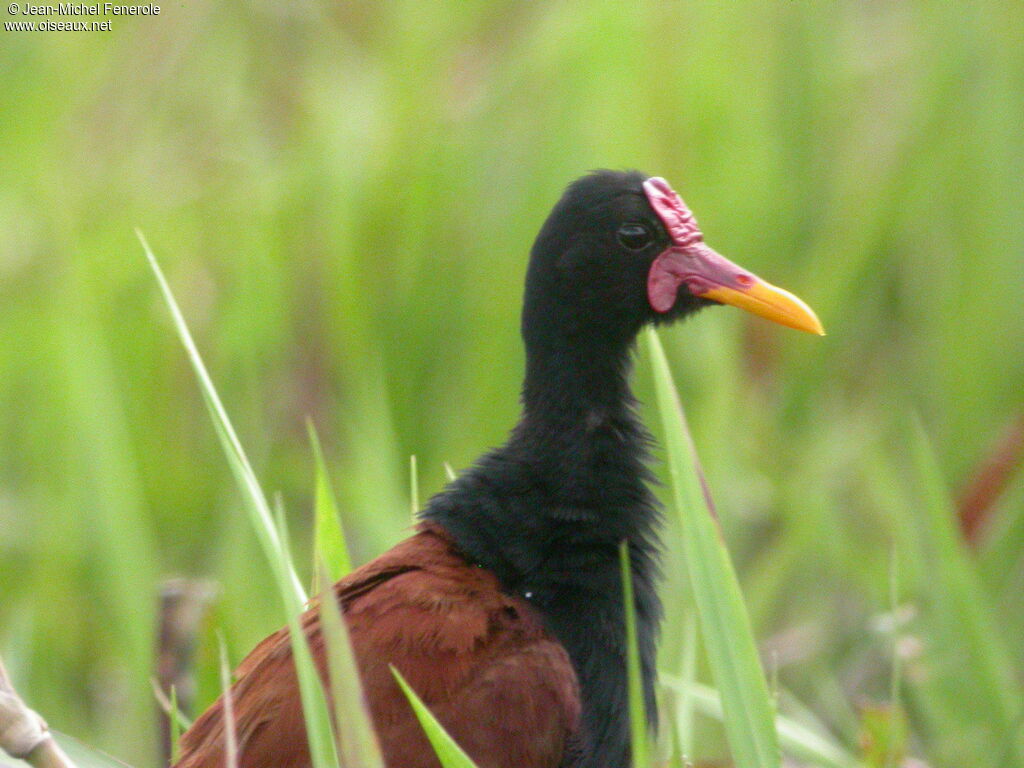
[{"xmin": 522, "ymin": 170, "xmax": 823, "ymax": 350}]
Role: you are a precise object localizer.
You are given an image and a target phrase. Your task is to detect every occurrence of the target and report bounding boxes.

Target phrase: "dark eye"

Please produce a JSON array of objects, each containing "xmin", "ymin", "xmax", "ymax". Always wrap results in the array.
[{"xmin": 617, "ymin": 223, "xmax": 652, "ymax": 250}]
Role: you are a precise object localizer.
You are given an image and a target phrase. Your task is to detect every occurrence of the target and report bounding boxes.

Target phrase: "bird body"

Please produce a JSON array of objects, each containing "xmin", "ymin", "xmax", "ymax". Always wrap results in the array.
[
  {"xmin": 175, "ymin": 171, "xmax": 822, "ymax": 768},
  {"xmin": 178, "ymin": 523, "xmax": 581, "ymax": 768}
]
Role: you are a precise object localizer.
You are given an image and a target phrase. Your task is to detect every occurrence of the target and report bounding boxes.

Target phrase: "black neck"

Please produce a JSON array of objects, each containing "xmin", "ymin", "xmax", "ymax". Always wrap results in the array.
[{"xmin": 423, "ymin": 331, "xmax": 661, "ymax": 768}]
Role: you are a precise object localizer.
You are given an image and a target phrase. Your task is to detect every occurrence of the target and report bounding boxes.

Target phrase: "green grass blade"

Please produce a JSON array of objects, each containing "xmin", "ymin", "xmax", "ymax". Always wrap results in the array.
[
  {"xmin": 904, "ymin": 416, "xmax": 1024, "ymax": 764},
  {"xmin": 274, "ymin": 493, "xmax": 291, "ymax": 554},
  {"xmin": 673, "ymin": 617, "xmax": 698, "ymax": 763},
  {"xmin": 645, "ymin": 328, "xmax": 780, "ymax": 768},
  {"xmin": 138, "ymin": 230, "xmax": 306, "ymax": 606},
  {"xmin": 218, "ymin": 637, "xmax": 240, "ymax": 768},
  {"xmin": 169, "ymin": 685, "xmax": 183, "ymax": 765},
  {"xmin": 883, "ymin": 548, "xmax": 904, "ymax": 768},
  {"xmin": 279, "ymin": 607, "xmax": 341, "ymax": 768},
  {"xmin": 619, "ymin": 541, "xmax": 650, "ymax": 768},
  {"xmin": 150, "ymin": 678, "xmax": 191, "ymax": 763},
  {"xmin": 150, "ymin": 678, "xmax": 193, "ymax": 733},
  {"xmin": 317, "ymin": 562, "xmax": 386, "ymax": 768},
  {"xmin": 309, "ymin": 420, "xmax": 352, "ymax": 590},
  {"xmin": 51, "ymin": 732, "xmax": 136, "ymax": 768},
  {"xmin": 410, "ymin": 455, "xmax": 419, "ymax": 519},
  {"xmin": 141, "ymin": 233, "xmax": 339, "ymax": 768},
  {"xmin": 662, "ymin": 677, "xmax": 857, "ymax": 768},
  {"xmin": 390, "ymin": 667, "xmax": 479, "ymax": 768},
  {"xmin": 2, "ymin": 733, "xmax": 136, "ymax": 768}
]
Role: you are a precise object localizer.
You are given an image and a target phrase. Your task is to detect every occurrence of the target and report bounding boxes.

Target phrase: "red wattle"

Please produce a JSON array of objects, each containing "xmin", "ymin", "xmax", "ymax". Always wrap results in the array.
[{"xmin": 647, "ymin": 250, "xmax": 688, "ymax": 313}]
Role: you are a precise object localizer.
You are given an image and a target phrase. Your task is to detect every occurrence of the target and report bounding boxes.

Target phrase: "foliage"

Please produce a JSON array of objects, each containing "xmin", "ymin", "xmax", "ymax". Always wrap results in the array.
[
  {"xmin": 647, "ymin": 330, "xmax": 779, "ymax": 768},
  {"xmin": 1, "ymin": 2, "xmax": 1022, "ymax": 766}
]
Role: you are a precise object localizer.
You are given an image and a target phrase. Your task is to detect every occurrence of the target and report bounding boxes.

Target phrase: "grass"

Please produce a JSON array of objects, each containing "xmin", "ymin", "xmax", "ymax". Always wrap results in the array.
[
  {"xmin": 2, "ymin": 2, "xmax": 1023, "ymax": 766},
  {"xmin": 141, "ymin": 234, "xmax": 340, "ymax": 768},
  {"xmin": 619, "ymin": 541, "xmax": 651, "ymax": 768},
  {"xmin": 318, "ymin": 563, "xmax": 385, "ymax": 768},
  {"xmin": 309, "ymin": 421, "xmax": 352, "ymax": 589},
  {"xmin": 647, "ymin": 329, "xmax": 780, "ymax": 768},
  {"xmin": 150, "ymin": 234, "xmax": 475, "ymax": 768},
  {"xmin": 390, "ymin": 669, "xmax": 479, "ymax": 768}
]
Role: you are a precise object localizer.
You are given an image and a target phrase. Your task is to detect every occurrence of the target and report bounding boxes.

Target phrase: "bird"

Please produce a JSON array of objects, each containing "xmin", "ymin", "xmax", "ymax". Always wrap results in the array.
[{"xmin": 174, "ymin": 170, "xmax": 823, "ymax": 768}]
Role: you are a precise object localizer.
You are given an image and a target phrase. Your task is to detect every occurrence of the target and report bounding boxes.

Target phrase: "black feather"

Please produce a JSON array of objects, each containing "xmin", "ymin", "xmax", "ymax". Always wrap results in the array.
[{"xmin": 424, "ymin": 170, "xmax": 712, "ymax": 768}]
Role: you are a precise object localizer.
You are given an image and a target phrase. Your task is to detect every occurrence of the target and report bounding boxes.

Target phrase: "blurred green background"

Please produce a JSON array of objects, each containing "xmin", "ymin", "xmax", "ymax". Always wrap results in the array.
[{"xmin": 2, "ymin": 1, "xmax": 1022, "ymax": 766}]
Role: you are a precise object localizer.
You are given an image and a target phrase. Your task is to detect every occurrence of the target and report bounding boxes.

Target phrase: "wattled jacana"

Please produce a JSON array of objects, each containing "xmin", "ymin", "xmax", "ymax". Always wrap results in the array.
[{"xmin": 175, "ymin": 171, "xmax": 823, "ymax": 768}]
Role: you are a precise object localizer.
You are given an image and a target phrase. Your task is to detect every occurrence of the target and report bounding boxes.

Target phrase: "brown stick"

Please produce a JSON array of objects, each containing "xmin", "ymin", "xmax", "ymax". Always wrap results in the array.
[
  {"xmin": 0, "ymin": 655, "xmax": 76, "ymax": 768},
  {"xmin": 155, "ymin": 579, "xmax": 217, "ymax": 765}
]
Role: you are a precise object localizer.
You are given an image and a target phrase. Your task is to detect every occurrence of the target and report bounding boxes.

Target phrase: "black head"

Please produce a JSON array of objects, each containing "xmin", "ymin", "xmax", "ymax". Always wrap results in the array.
[{"xmin": 522, "ymin": 170, "xmax": 823, "ymax": 355}]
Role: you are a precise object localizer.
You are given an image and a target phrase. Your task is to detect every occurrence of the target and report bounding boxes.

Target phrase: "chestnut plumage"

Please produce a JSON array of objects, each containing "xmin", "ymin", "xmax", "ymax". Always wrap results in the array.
[
  {"xmin": 174, "ymin": 170, "xmax": 822, "ymax": 768},
  {"xmin": 177, "ymin": 525, "xmax": 581, "ymax": 768}
]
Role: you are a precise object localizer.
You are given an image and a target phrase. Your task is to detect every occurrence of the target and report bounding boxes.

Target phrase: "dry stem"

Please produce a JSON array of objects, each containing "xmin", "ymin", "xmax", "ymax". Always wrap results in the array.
[{"xmin": 0, "ymin": 655, "xmax": 76, "ymax": 768}]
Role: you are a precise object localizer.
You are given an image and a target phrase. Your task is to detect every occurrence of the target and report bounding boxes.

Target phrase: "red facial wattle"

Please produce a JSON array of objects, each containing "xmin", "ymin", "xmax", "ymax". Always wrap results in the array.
[
  {"xmin": 641, "ymin": 177, "xmax": 825, "ymax": 335},
  {"xmin": 646, "ymin": 241, "xmax": 759, "ymax": 314}
]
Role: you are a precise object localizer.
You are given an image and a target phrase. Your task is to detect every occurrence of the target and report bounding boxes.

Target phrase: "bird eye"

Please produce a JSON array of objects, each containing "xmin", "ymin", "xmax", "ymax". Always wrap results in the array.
[{"xmin": 617, "ymin": 223, "xmax": 652, "ymax": 250}]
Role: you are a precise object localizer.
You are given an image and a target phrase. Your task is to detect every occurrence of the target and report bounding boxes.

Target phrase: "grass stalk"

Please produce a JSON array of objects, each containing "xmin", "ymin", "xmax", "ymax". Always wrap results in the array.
[
  {"xmin": 140, "ymin": 233, "xmax": 340, "ymax": 768},
  {"xmin": 619, "ymin": 541, "xmax": 650, "ymax": 768},
  {"xmin": 645, "ymin": 328, "xmax": 780, "ymax": 768},
  {"xmin": 309, "ymin": 420, "xmax": 352, "ymax": 588},
  {"xmin": 390, "ymin": 668, "xmax": 479, "ymax": 768}
]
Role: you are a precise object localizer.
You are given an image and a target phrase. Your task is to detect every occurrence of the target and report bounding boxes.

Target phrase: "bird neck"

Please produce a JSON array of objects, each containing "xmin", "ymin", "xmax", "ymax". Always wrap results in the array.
[
  {"xmin": 520, "ymin": 334, "xmax": 637, "ymax": 429},
  {"xmin": 430, "ymin": 336, "xmax": 658, "ymax": 551},
  {"xmin": 423, "ymin": 332, "xmax": 661, "ymax": 767},
  {"xmin": 514, "ymin": 332, "xmax": 655, "ymax": 528}
]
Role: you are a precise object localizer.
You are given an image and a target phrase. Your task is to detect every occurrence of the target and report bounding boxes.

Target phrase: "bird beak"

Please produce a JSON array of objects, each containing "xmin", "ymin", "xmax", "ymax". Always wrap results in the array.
[
  {"xmin": 702, "ymin": 274, "xmax": 825, "ymax": 335},
  {"xmin": 648, "ymin": 242, "xmax": 825, "ymax": 335},
  {"xmin": 642, "ymin": 176, "xmax": 824, "ymax": 335}
]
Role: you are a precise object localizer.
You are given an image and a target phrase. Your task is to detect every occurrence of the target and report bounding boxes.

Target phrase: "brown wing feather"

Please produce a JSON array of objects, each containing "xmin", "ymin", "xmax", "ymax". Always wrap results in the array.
[{"xmin": 174, "ymin": 524, "xmax": 581, "ymax": 768}]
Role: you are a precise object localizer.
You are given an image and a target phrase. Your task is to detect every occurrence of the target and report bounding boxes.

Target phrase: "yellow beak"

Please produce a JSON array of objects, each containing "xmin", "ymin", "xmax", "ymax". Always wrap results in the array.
[{"xmin": 703, "ymin": 280, "xmax": 824, "ymax": 336}]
